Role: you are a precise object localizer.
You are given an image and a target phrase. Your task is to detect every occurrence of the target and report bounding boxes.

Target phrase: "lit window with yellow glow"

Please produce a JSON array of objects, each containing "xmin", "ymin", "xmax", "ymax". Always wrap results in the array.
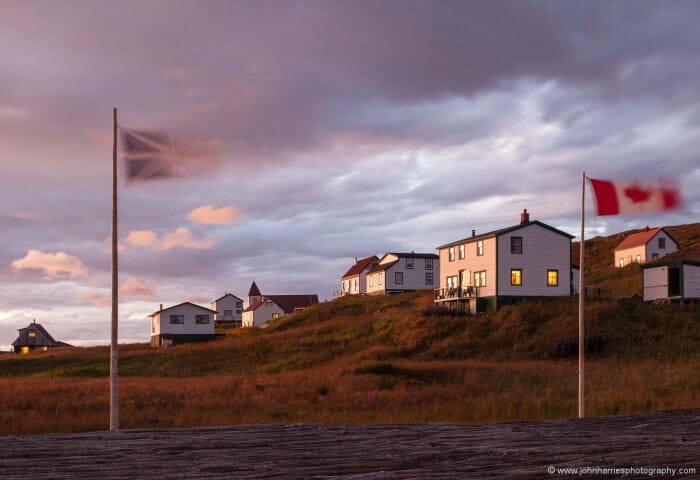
[
  {"xmin": 28, "ymin": 331, "xmax": 36, "ymax": 337},
  {"xmin": 511, "ymin": 269, "xmax": 522, "ymax": 286},
  {"xmin": 547, "ymin": 269, "xmax": 559, "ymax": 286}
]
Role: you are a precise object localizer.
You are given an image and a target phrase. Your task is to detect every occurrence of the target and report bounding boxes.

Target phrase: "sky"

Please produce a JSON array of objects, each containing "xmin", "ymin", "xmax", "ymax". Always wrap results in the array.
[{"xmin": 1, "ymin": 0, "xmax": 698, "ymax": 350}]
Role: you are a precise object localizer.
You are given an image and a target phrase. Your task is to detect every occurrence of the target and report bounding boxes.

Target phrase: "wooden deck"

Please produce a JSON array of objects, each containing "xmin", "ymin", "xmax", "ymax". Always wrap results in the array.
[{"xmin": 0, "ymin": 410, "xmax": 697, "ymax": 479}]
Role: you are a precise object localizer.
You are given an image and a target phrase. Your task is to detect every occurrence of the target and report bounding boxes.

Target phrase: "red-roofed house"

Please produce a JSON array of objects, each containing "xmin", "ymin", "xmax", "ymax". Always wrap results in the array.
[
  {"xmin": 614, "ymin": 227, "xmax": 678, "ymax": 267},
  {"xmin": 340, "ymin": 256, "xmax": 378, "ymax": 296}
]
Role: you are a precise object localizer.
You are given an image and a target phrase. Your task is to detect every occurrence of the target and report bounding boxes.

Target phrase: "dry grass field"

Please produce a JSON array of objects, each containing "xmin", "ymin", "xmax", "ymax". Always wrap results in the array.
[{"xmin": 0, "ymin": 223, "xmax": 698, "ymax": 435}]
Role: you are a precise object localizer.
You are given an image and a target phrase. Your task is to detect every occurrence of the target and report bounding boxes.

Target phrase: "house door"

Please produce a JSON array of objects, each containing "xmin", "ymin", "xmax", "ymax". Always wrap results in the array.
[{"xmin": 668, "ymin": 267, "xmax": 681, "ymax": 297}]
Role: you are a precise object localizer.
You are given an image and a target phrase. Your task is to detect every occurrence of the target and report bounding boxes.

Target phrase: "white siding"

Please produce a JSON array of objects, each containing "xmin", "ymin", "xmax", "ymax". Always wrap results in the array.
[
  {"xmin": 211, "ymin": 294, "xmax": 243, "ymax": 322},
  {"xmin": 152, "ymin": 303, "xmax": 215, "ymax": 336},
  {"xmin": 242, "ymin": 299, "xmax": 286, "ymax": 327},
  {"xmin": 383, "ymin": 257, "xmax": 439, "ymax": 291},
  {"xmin": 571, "ymin": 267, "xmax": 580, "ymax": 294},
  {"xmin": 683, "ymin": 264, "xmax": 700, "ymax": 298},
  {"xmin": 497, "ymin": 224, "xmax": 571, "ymax": 297},
  {"xmin": 643, "ymin": 266, "xmax": 669, "ymax": 301},
  {"xmin": 645, "ymin": 231, "xmax": 678, "ymax": 261},
  {"xmin": 366, "ymin": 270, "xmax": 385, "ymax": 295},
  {"xmin": 439, "ymin": 237, "xmax": 497, "ymax": 297}
]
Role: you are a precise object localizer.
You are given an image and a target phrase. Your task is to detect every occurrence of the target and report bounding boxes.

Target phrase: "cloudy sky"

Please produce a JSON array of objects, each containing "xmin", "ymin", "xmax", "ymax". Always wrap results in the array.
[{"xmin": 1, "ymin": 0, "xmax": 698, "ymax": 349}]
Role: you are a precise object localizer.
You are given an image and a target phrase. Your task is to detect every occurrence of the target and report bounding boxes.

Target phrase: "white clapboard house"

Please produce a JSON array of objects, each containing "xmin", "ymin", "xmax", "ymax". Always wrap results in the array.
[
  {"xmin": 641, "ymin": 254, "xmax": 700, "ymax": 303},
  {"xmin": 435, "ymin": 209, "xmax": 574, "ymax": 313},
  {"xmin": 148, "ymin": 302, "xmax": 217, "ymax": 347},
  {"xmin": 614, "ymin": 227, "xmax": 678, "ymax": 267},
  {"xmin": 340, "ymin": 256, "xmax": 378, "ymax": 296},
  {"xmin": 365, "ymin": 252, "xmax": 439, "ymax": 295},
  {"xmin": 242, "ymin": 281, "xmax": 319, "ymax": 327},
  {"xmin": 211, "ymin": 293, "xmax": 244, "ymax": 327}
]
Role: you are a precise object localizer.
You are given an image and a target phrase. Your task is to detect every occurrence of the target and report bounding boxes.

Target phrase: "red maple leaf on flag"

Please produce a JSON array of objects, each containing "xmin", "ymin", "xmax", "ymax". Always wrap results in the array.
[{"xmin": 623, "ymin": 186, "xmax": 652, "ymax": 203}]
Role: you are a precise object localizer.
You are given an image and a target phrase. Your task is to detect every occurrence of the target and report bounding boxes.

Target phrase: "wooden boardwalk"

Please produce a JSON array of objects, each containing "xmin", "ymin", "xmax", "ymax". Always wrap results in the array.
[{"xmin": 0, "ymin": 410, "xmax": 697, "ymax": 479}]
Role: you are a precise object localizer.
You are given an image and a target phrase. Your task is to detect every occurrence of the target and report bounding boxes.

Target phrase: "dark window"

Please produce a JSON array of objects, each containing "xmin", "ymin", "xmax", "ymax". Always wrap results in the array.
[
  {"xmin": 406, "ymin": 257, "xmax": 414, "ymax": 269},
  {"xmin": 236, "ymin": 301, "xmax": 243, "ymax": 309},
  {"xmin": 195, "ymin": 315, "xmax": 210, "ymax": 324},
  {"xmin": 477, "ymin": 240, "xmax": 484, "ymax": 256},
  {"xmin": 170, "ymin": 315, "xmax": 184, "ymax": 324},
  {"xmin": 395, "ymin": 272, "xmax": 404, "ymax": 284},
  {"xmin": 652, "ymin": 253, "xmax": 659, "ymax": 260},
  {"xmin": 425, "ymin": 272, "xmax": 434, "ymax": 285},
  {"xmin": 425, "ymin": 258, "xmax": 433, "ymax": 270},
  {"xmin": 658, "ymin": 237, "xmax": 666, "ymax": 249},
  {"xmin": 511, "ymin": 236, "xmax": 523, "ymax": 254}
]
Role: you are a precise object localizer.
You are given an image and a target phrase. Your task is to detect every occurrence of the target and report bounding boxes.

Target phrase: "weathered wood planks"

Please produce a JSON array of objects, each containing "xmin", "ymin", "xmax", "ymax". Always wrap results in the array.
[{"xmin": 0, "ymin": 409, "xmax": 697, "ymax": 479}]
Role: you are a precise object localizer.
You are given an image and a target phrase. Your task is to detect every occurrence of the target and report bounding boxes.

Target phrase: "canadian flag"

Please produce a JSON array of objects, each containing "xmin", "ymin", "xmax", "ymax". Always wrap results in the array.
[{"xmin": 589, "ymin": 178, "xmax": 682, "ymax": 216}]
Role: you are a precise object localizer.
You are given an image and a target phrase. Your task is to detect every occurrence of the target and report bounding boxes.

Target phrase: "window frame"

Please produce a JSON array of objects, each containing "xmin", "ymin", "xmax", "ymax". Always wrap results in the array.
[
  {"xmin": 547, "ymin": 269, "xmax": 559, "ymax": 287},
  {"xmin": 658, "ymin": 237, "xmax": 666, "ymax": 249},
  {"xmin": 368, "ymin": 274, "xmax": 373, "ymax": 287},
  {"xmin": 476, "ymin": 240, "xmax": 484, "ymax": 256},
  {"xmin": 458, "ymin": 244, "xmax": 465, "ymax": 259},
  {"xmin": 475, "ymin": 270, "xmax": 486, "ymax": 287},
  {"xmin": 406, "ymin": 257, "xmax": 414, "ymax": 269},
  {"xmin": 511, "ymin": 236, "xmax": 523, "ymax": 254},
  {"xmin": 448, "ymin": 247, "xmax": 455, "ymax": 262},
  {"xmin": 378, "ymin": 272, "xmax": 383, "ymax": 285},
  {"xmin": 395, "ymin": 271, "xmax": 404, "ymax": 284},
  {"xmin": 425, "ymin": 272, "xmax": 434, "ymax": 285},
  {"xmin": 169, "ymin": 315, "xmax": 185, "ymax": 325},
  {"xmin": 511, "ymin": 268, "xmax": 522, "ymax": 286},
  {"xmin": 195, "ymin": 315, "xmax": 210, "ymax": 325},
  {"xmin": 425, "ymin": 258, "xmax": 433, "ymax": 270}
]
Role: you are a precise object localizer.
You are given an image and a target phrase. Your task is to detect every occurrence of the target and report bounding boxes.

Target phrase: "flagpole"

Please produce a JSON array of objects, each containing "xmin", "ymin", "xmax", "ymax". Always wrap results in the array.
[
  {"xmin": 578, "ymin": 172, "xmax": 585, "ymax": 419},
  {"xmin": 110, "ymin": 107, "xmax": 119, "ymax": 430}
]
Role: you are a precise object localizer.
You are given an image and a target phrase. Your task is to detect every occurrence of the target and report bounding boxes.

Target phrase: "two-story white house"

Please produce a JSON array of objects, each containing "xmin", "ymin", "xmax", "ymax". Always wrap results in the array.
[
  {"xmin": 614, "ymin": 227, "xmax": 678, "ymax": 267},
  {"xmin": 211, "ymin": 293, "xmax": 244, "ymax": 327},
  {"xmin": 435, "ymin": 209, "xmax": 574, "ymax": 313},
  {"xmin": 340, "ymin": 256, "xmax": 378, "ymax": 295},
  {"xmin": 148, "ymin": 302, "xmax": 217, "ymax": 347},
  {"xmin": 365, "ymin": 252, "xmax": 439, "ymax": 295}
]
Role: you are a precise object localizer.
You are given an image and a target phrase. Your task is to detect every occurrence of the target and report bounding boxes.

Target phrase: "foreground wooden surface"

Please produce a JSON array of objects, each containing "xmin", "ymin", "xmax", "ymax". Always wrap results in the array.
[{"xmin": 0, "ymin": 410, "xmax": 697, "ymax": 479}]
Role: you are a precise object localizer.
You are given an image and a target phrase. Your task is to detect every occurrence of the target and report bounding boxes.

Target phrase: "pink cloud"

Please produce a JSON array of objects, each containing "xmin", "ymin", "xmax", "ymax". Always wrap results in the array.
[
  {"xmin": 10, "ymin": 249, "xmax": 87, "ymax": 280},
  {"xmin": 187, "ymin": 204, "xmax": 241, "ymax": 225},
  {"xmin": 119, "ymin": 278, "xmax": 156, "ymax": 299},
  {"xmin": 78, "ymin": 293, "xmax": 111, "ymax": 308},
  {"xmin": 123, "ymin": 228, "xmax": 215, "ymax": 250},
  {"xmin": 124, "ymin": 230, "xmax": 160, "ymax": 248}
]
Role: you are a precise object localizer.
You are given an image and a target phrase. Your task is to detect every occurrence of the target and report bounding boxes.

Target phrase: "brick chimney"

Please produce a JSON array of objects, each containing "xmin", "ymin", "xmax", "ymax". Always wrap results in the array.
[{"xmin": 520, "ymin": 208, "xmax": 530, "ymax": 224}]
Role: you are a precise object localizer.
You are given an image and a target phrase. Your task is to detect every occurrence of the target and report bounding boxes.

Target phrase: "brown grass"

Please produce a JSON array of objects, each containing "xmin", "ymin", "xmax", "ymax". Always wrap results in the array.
[{"xmin": 1, "ymin": 357, "xmax": 697, "ymax": 435}]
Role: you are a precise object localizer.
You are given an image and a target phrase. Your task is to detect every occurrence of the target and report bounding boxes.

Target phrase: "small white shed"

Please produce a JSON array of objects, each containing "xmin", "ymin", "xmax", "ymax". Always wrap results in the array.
[{"xmin": 641, "ymin": 258, "xmax": 700, "ymax": 303}]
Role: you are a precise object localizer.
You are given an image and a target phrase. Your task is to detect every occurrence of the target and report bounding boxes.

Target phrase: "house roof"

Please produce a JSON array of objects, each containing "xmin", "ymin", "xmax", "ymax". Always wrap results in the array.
[
  {"xmin": 437, "ymin": 220, "xmax": 574, "ymax": 250},
  {"xmin": 385, "ymin": 252, "xmax": 440, "ymax": 259},
  {"xmin": 148, "ymin": 302, "xmax": 217, "ymax": 318},
  {"xmin": 11, "ymin": 322, "xmax": 57, "ymax": 347},
  {"xmin": 614, "ymin": 227, "xmax": 677, "ymax": 251},
  {"xmin": 212, "ymin": 293, "xmax": 243, "ymax": 303},
  {"xmin": 640, "ymin": 250, "xmax": 700, "ymax": 269},
  {"xmin": 369, "ymin": 261, "xmax": 397, "ymax": 273},
  {"xmin": 342, "ymin": 256, "xmax": 378, "ymax": 278},
  {"xmin": 243, "ymin": 295, "xmax": 319, "ymax": 314},
  {"xmin": 248, "ymin": 281, "xmax": 262, "ymax": 297}
]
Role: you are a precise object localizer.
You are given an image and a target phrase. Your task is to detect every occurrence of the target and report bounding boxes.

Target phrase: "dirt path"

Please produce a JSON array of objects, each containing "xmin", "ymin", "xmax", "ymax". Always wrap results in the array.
[{"xmin": 0, "ymin": 409, "xmax": 697, "ymax": 479}]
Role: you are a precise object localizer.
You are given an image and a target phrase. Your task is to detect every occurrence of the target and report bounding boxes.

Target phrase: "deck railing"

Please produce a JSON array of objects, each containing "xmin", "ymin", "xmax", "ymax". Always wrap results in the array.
[{"xmin": 433, "ymin": 286, "xmax": 477, "ymax": 302}]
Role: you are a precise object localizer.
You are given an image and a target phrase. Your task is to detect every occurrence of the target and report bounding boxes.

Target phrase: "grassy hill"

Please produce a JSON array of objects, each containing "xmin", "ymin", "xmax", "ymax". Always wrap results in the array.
[{"xmin": 0, "ymin": 223, "xmax": 698, "ymax": 434}]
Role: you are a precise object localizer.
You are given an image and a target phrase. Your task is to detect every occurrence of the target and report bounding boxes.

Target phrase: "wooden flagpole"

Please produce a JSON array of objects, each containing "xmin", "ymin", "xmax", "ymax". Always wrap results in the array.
[
  {"xmin": 578, "ymin": 172, "xmax": 586, "ymax": 418},
  {"xmin": 110, "ymin": 107, "xmax": 119, "ymax": 430}
]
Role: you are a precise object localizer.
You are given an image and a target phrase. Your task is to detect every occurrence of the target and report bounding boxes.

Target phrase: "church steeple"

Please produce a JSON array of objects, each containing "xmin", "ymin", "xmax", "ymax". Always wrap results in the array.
[{"xmin": 247, "ymin": 280, "xmax": 262, "ymax": 307}]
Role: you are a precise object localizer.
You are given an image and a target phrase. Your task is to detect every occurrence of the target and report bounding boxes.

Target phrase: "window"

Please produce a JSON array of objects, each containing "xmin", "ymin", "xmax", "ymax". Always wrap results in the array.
[
  {"xmin": 354, "ymin": 278, "xmax": 358, "ymax": 291},
  {"xmin": 475, "ymin": 271, "xmax": 486, "ymax": 287},
  {"xmin": 425, "ymin": 272, "xmax": 434, "ymax": 285},
  {"xmin": 460, "ymin": 269, "xmax": 470, "ymax": 287},
  {"xmin": 195, "ymin": 315, "xmax": 210, "ymax": 324},
  {"xmin": 406, "ymin": 257, "xmax": 414, "ymax": 269},
  {"xmin": 395, "ymin": 271, "xmax": 404, "ymax": 284},
  {"xmin": 378, "ymin": 272, "xmax": 383, "ymax": 285},
  {"xmin": 511, "ymin": 269, "xmax": 522, "ymax": 286},
  {"xmin": 170, "ymin": 315, "xmax": 184, "ymax": 324},
  {"xmin": 619, "ymin": 258, "xmax": 625, "ymax": 267},
  {"xmin": 151, "ymin": 320, "xmax": 156, "ymax": 333},
  {"xmin": 476, "ymin": 240, "xmax": 484, "ymax": 256},
  {"xmin": 368, "ymin": 274, "xmax": 373, "ymax": 287},
  {"xmin": 425, "ymin": 258, "xmax": 433, "ymax": 270},
  {"xmin": 448, "ymin": 247, "xmax": 455, "ymax": 262},
  {"xmin": 652, "ymin": 253, "xmax": 659, "ymax": 260},
  {"xmin": 511, "ymin": 237, "xmax": 523, "ymax": 254},
  {"xmin": 224, "ymin": 309, "xmax": 233, "ymax": 319},
  {"xmin": 272, "ymin": 313, "xmax": 279, "ymax": 320},
  {"xmin": 658, "ymin": 237, "xmax": 666, "ymax": 249},
  {"xmin": 28, "ymin": 331, "xmax": 36, "ymax": 338},
  {"xmin": 236, "ymin": 301, "xmax": 243, "ymax": 309},
  {"xmin": 547, "ymin": 270, "xmax": 559, "ymax": 286},
  {"xmin": 459, "ymin": 244, "xmax": 465, "ymax": 259},
  {"xmin": 446, "ymin": 275, "xmax": 458, "ymax": 288},
  {"xmin": 635, "ymin": 255, "xmax": 641, "ymax": 263}
]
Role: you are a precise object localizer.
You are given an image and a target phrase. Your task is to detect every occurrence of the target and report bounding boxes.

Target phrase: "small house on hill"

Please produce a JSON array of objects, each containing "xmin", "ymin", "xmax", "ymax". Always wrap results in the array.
[
  {"xmin": 12, "ymin": 321, "xmax": 70, "ymax": 354},
  {"xmin": 366, "ymin": 252, "xmax": 439, "ymax": 295},
  {"xmin": 614, "ymin": 227, "xmax": 678, "ymax": 267},
  {"xmin": 148, "ymin": 302, "xmax": 217, "ymax": 347},
  {"xmin": 341, "ymin": 256, "xmax": 378, "ymax": 296},
  {"xmin": 641, "ymin": 255, "xmax": 700, "ymax": 303},
  {"xmin": 435, "ymin": 209, "xmax": 575, "ymax": 313},
  {"xmin": 211, "ymin": 293, "xmax": 244, "ymax": 327},
  {"xmin": 242, "ymin": 281, "xmax": 318, "ymax": 327}
]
